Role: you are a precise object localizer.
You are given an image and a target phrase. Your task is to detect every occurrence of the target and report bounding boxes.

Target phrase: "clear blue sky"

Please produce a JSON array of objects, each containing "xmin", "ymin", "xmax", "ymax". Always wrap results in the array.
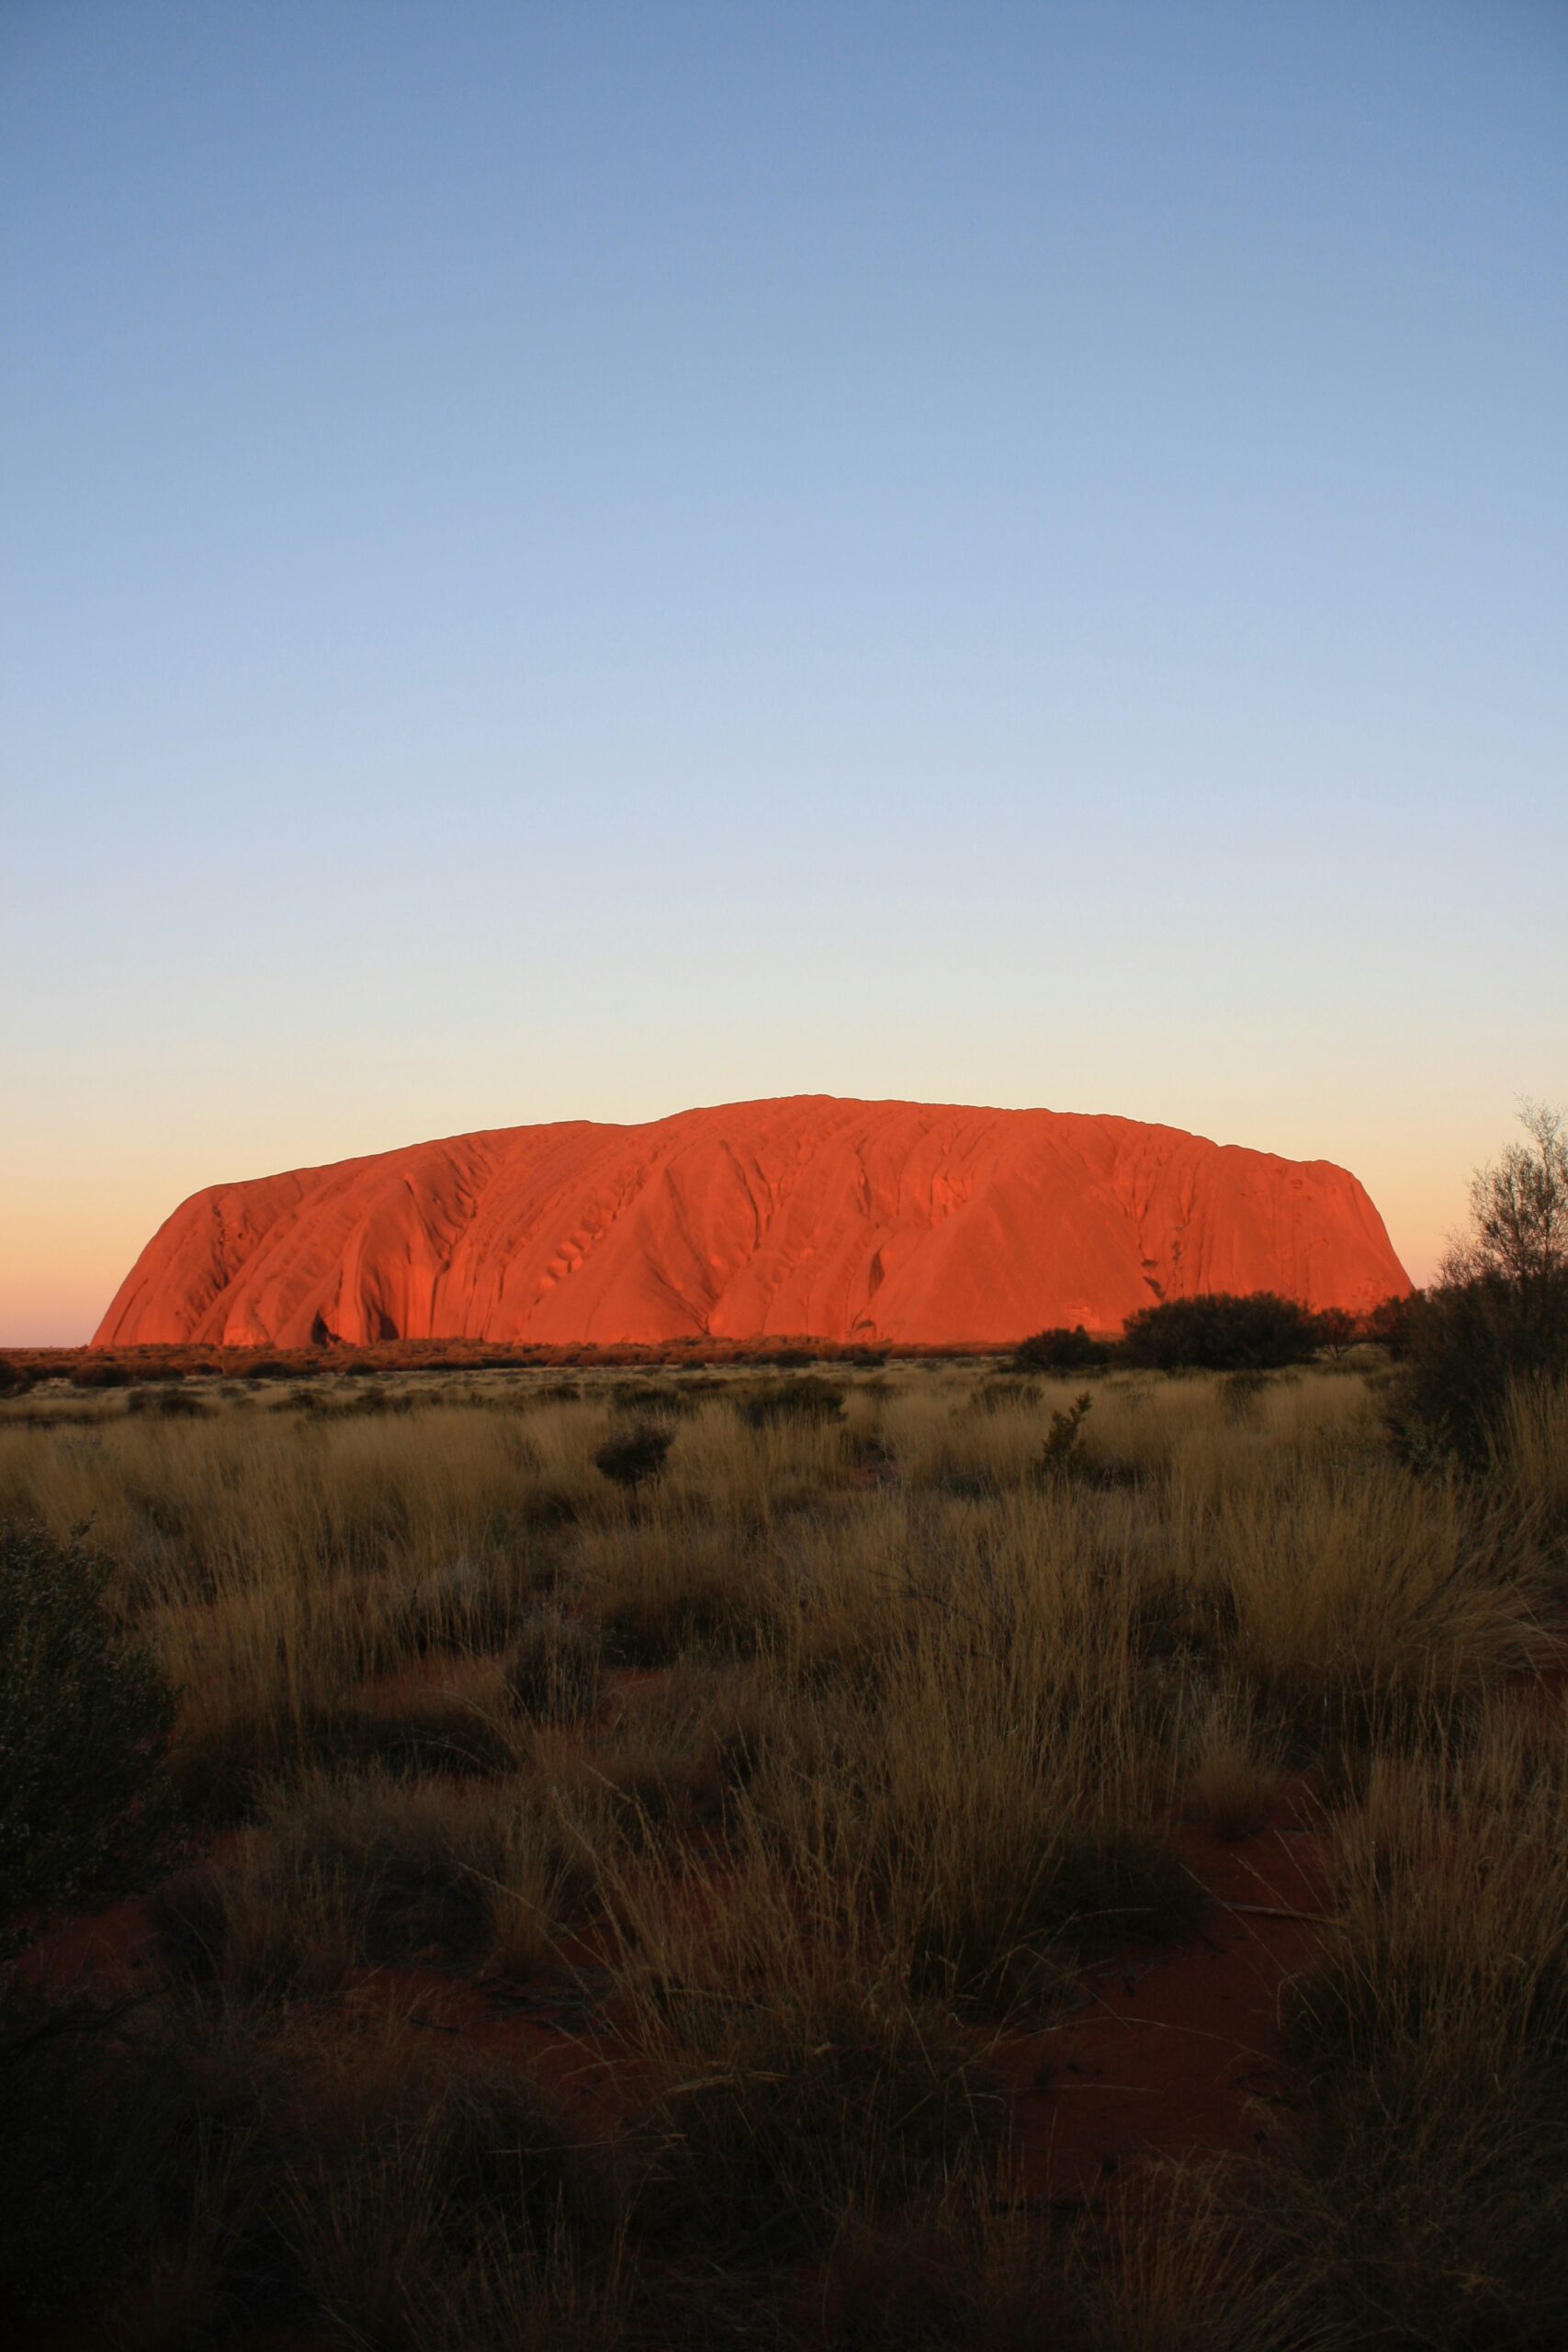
[{"xmin": 3, "ymin": 0, "xmax": 1565, "ymax": 1340}]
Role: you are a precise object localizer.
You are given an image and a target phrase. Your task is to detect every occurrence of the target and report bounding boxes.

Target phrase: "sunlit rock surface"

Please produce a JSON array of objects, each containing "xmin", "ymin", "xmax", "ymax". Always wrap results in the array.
[{"xmin": 95, "ymin": 1095, "xmax": 1410, "ymax": 1348}]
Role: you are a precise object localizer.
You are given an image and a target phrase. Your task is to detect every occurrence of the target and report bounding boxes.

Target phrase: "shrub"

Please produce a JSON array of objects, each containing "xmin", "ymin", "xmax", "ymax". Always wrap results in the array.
[
  {"xmin": 126, "ymin": 1384, "xmax": 210, "ymax": 1419},
  {"xmin": 67, "ymin": 1359, "xmax": 128, "ymax": 1387},
  {"xmin": 1030, "ymin": 1392, "xmax": 1094, "ymax": 1487},
  {"xmin": 1391, "ymin": 1105, "xmax": 1568, "ymax": 1467},
  {"xmin": 0, "ymin": 1356, "xmax": 33, "ymax": 1396},
  {"xmin": 1011, "ymin": 1325, "xmax": 1111, "ymax": 1373},
  {"xmin": 733, "ymin": 1373, "xmax": 846, "ymax": 1426},
  {"xmin": 0, "ymin": 1523, "xmax": 177, "ymax": 1939},
  {"xmin": 1118, "ymin": 1292, "xmax": 1324, "ymax": 1372},
  {"xmin": 592, "ymin": 1421, "xmax": 674, "ymax": 1492}
]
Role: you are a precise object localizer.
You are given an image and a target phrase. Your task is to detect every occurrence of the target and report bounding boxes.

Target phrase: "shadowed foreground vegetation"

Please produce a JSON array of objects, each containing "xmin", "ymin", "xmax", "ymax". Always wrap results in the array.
[{"xmin": 2, "ymin": 1333, "xmax": 1565, "ymax": 2346}]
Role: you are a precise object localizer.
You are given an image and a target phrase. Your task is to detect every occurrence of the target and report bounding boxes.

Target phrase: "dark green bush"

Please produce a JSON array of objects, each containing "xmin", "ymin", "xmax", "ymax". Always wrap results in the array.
[
  {"xmin": 1390, "ymin": 1107, "xmax": 1568, "ymax": 1467},
  {"xmin": 1118, "ymin": 1291, "xmax": 1325, "ymax": 1372},
  {"xmin": 1010, "ymin": 1325, "xmax": 1112, "ymax": 1373},
  {"xmin": 1361, "ymin": 1290, "xmax": 1424, "ymax": 1356},
  {"xmin": 1391, "ymin": 1272, "xmax": 1568, "ymax": 1468},
  {"xmin": 0, "ymin": 1524, "xmax": 177, "ymax": 1940}
]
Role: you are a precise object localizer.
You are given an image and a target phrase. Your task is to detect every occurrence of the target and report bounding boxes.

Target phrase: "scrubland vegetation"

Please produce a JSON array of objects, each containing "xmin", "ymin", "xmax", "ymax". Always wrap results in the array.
[
  {"xmin": 0, "ymin": 1352, "xmax": 1562, "ymax": 2346},
  {"xmin": 2, "ymin": 1118, "xmax": 1564, "ymax": 2347}
]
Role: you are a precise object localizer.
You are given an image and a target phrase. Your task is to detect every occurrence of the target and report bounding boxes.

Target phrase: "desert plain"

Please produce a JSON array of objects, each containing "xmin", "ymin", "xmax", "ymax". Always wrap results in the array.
[{"xmin": 4, "ymin": 1283, "xmax": 1567, "ymax": 2347}]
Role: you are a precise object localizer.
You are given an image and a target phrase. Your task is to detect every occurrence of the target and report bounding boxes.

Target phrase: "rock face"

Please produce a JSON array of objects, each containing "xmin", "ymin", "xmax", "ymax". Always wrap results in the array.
[{"xmin": 94, "ymin": 1095, "xmax": 1410, "ymax": 1350}]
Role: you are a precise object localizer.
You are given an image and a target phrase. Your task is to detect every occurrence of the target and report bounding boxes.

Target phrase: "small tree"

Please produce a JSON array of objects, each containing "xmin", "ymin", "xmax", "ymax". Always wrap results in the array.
[
  {"xmin": 1442, "ymin": 1102, "xmax": 1568, "ymax": 1295},
  {"xmin": 1361, "ymin": 1292, "xmax": 1424, "ymax": 1357},
  {"xmin": 1393, "ymin": 1104, "xmax": 1568, "ymax": 1466},
  {"xmin": 1312, "ymin": 1306, "xmax": 1358, "ymax": 1359}
]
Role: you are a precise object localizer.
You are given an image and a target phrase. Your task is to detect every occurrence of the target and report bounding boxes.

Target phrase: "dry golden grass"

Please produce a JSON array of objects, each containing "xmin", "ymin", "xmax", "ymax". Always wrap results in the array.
[
  {"xmin": 3, "ymin": 1356, "xmax": 1563, "ymax": 2345},
  {"xmin": 1495, "ymin": 1375, "xmax": 1568, "ymax": 1540},
  {"xmin": 1183, "ymin": 1688, "xmax": 1284, "ymax": 1841}
]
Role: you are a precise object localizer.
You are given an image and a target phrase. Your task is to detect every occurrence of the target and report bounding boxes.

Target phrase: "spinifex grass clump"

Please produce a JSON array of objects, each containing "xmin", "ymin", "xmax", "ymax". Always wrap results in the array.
[
  {"xmin": 1158, "ymin": 1453, "xmax": 1540, "ymax": 1767},
  {"xmin": 1261, "ymin": 1698, "xmax": 1568, "ymax": 2346},
  {"xmin": 503, "ymin": 1600, "xmax": 604, "ymax": 1723},
  {"xmin": 630, "ymin": 1981, "xmax": 1002, "ymax": 2262},
  {"xmin": 153, "ymin": 1770, "xmax": 589, "ymax": 1991},
  {"xmin": 574, "ymin": 1506, "xmax": 783, "ymax": 1662},
  {"xmin": 272, "ymin": 2037, "xmax": 626, "ymax": 2352},
  {"xmin": 811, "ymin": 1506, "xmax": 1205, "ymax": 2010},
  {"xmin": 171, "ymin": 1685, "xmax": 527, "ymax": 1822}
]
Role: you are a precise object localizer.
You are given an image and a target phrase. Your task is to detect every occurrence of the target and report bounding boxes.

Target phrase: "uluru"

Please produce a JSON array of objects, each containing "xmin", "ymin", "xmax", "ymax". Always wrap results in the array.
[{"xmin": 93, "ymin": 1096, "xmax": 1410, "ymax": 1351}]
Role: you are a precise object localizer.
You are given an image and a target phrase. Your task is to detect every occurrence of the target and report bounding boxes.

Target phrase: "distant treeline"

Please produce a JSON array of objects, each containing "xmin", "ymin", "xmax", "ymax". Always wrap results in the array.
[{"xmin": 1, "ymin": 1296, "xmax": 1406, "ymax": 1395}]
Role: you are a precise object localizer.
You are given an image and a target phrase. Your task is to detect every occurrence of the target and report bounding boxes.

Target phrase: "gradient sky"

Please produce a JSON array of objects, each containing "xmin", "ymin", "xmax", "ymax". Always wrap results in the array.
[{"xmin": 4, "ymin": 1, "xmax": 1565, "ymax": 1343}]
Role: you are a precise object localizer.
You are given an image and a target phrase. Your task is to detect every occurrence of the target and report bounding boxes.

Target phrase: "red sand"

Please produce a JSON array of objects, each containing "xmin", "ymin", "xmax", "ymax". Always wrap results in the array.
[
  {"xmin": 96, "ymin": 1094, "xmax": 1409, "ymax": 1350},
  {"xmin": 1007, "ymin": 1803, "xmax": 1330, "ymax": 2201}
]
